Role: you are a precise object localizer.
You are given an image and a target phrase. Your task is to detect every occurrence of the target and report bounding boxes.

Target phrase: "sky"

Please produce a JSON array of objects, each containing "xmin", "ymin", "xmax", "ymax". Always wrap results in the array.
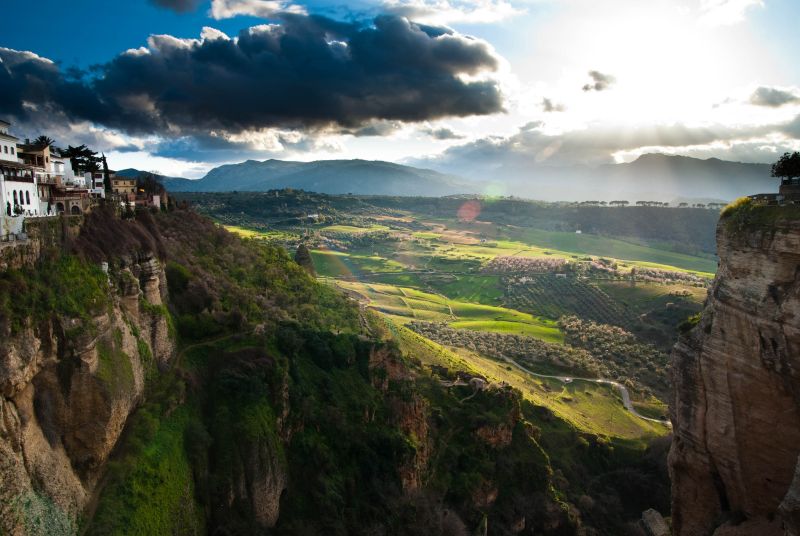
[{"xmin": 2, "ymin": 0, "xmax": 800, "ymax": 178}]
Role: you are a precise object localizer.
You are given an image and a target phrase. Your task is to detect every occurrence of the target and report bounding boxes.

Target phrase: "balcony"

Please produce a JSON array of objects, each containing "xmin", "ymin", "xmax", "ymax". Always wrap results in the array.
[{"xmin": 1, "ymin": 173, "xmax": 34, "ymax": 183}]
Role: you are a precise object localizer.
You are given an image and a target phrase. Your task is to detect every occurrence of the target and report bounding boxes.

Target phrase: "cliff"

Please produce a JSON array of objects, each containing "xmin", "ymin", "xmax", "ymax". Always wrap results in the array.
[
  {"xmin": 669, "ymin": 202, "xmax": 800, "ymax": 535},
  {"xmin": 0, "ymin": 214, "xmax": 175, "ymax": 535}
]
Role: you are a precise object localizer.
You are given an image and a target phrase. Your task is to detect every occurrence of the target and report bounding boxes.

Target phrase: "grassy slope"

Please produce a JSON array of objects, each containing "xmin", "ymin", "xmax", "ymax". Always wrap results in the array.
[
  {"xmin": 339, "ymin": 280, "xmax": 563, "ymax": 343},
  {"xmin": 310, "ymin": 250, "xmax": 405, "ymax": 277},
  {"xmin": 389, "ymin": 321, "xmax": 666, "ymax": 440}
]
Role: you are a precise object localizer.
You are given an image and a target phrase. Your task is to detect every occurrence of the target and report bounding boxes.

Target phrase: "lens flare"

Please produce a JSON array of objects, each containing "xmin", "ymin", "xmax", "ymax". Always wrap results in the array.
[{"xmin": 457, "ymin": 200, "xmax": 481, "ymax": 222}]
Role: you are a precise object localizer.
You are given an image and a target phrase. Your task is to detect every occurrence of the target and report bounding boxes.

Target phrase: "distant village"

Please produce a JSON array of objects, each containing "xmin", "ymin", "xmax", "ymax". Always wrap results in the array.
[{"xmin": 0, "ymin": 119, "xmax": 167, "ymax": 241}]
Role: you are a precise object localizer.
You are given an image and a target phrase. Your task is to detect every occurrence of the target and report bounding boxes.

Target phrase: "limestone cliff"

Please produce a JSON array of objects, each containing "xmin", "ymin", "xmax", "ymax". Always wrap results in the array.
[
  {"xmin": 0, "ymin": 219, "xmax": 175, "ymax": 535},
  {"xmin": 669, "ymin": 204, "xmax": 800, "ymax": 535}
]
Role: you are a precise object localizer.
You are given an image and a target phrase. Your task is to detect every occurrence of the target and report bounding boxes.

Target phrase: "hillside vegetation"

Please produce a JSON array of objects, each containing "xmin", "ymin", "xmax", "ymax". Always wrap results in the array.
[{"xmin": 59, "ymin": 207, "xmax": 671, "ymax": 535}]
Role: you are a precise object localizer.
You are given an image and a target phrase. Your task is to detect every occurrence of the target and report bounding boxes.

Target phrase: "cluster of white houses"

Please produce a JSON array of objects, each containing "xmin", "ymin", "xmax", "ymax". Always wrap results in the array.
[{"xmin": 0, "ymin": 119, "xmax": 163, "ymax": 240}]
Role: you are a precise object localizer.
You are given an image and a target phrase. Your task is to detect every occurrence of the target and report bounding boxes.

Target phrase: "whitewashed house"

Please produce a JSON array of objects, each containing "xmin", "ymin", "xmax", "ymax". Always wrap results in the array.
[{"xmin": 0, "ymin": 121, "xmax": 41, "ymax": 227}]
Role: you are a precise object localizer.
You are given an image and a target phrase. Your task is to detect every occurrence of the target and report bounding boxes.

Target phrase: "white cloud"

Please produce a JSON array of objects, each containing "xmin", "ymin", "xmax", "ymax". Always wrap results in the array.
[
  {"xmin": 698, "ymin": 0, "xmax": 763, "ymax": 26},
  {"xmin": 381, "ymin": 0, "xmax": 523, "ymax": 24},
  {"xmin": 209, "ymin": 0, "xmax": 306, "ymax": 19},
  {"xmin": 106, "ymin": 150, "xmax": 212, "ymax": 179}
]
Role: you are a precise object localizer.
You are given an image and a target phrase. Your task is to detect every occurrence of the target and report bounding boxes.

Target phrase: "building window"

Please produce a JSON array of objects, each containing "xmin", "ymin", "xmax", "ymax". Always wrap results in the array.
[
  {"xmin": 13, "ymin": 191, "xmax": 17, "ymax": 205},
  {"xmin": 3, "ymin": 146, "xmax": 7, "ymax": 154},
  {"xmin": 11, "ymin": 147, "xmax": 15, "ymax": 155},
  {"xmin": 26, "ymin": 191, "xmax": 30, "ymax": 205}
]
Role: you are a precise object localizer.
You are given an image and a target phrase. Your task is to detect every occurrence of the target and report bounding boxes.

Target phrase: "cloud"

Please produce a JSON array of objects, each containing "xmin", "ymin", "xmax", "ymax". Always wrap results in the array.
[
  {"xmin": 151, "ymin": 129, "xmax": 339, "ymax": 162},
  {"xmin": 410, "ymin": 117, "xmax": 800, "ymax": 176},
  {"xmin": 421, "ymin": 126, "xmax": 465, "ymax": 139},
  {"xmin": 209, "ymin": 0, "xmax": 306, "ymax": 19},
  {"xmin": 346, "ymin": 121, "xmax": 404, "ymax": 137},
  {"xmin": 698, "ymin": 0, "xmax": 763, "ymax": 26},
  {"xmin": 0, "ymin": 15, "xmax": 503, "ymax": 148},
  {"xmin": 582, "ymin": 70, "xmax": 615, "ymax": 92},
  {"xmin": 381, "ymin": 0, "xmax": 522, "ymax": 25},
  {"xmin": 149, "ymin": 0, "xmax": 202, "ymax": 13},
  {"xmin": 750, "ymin": 86, "xmax": 800, "ymax": 108},
  {"xmin": 541, "ymin": 98, "xmax": 565, "ymax": 112}
]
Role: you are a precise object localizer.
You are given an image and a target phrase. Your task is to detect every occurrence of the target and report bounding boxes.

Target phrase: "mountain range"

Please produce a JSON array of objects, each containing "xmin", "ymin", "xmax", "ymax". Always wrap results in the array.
[
  {"xmin": 118, "ymin": 153, "xmax": 776, "ymax": 201},
  {"xmin": 120, "ymin": 159, "xmax": 471, "ymax": 197}
]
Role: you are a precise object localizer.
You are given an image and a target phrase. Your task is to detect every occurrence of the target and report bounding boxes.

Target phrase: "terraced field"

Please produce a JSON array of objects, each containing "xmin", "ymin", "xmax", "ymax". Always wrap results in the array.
[{"xmin": 337, "ymin": 280, "xmax": 563, "ymax": 342}]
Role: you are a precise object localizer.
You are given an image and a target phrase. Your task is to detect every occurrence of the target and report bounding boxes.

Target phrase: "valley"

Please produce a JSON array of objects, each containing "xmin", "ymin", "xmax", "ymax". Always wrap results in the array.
[{"xmin": 186, "ymin": 190, "xmax": 716, "ymax": 442}]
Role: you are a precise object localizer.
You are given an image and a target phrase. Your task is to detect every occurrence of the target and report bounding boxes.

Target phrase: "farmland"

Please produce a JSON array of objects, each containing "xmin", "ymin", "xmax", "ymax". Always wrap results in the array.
[
  {"xmin": 335, "ymin": 280, "xmax": 564, "ymax": 342},
  {"xmin": 503, "ymin": 275, "xmax": 633, "ymax": 327},
  {"xmin": 186, "ymin": 190, "xmax": 715, "ymax": 439}
]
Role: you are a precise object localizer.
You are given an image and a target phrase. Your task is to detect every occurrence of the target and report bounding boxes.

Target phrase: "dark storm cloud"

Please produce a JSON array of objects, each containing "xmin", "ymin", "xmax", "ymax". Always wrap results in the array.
[
  {"xmin": 0, "ymin": 15, "xmax": 503, "ymax": 138},
  {"xmin": 149, "ymin": 0, "xmax": 202, "ymax": 13},
  {"xmin": 582, "ymin": 70, "xmax": 615, "ymax": 92},
  {"xmin": 750, "ymin": 86, "xmax": 800, "ymax": 107}
]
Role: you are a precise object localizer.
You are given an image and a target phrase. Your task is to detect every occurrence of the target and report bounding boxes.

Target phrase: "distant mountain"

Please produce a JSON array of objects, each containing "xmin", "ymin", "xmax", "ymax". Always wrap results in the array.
[
  {"xmin": 115, "ymin": 168, "xmax": 194, "ymax": 191},
  {"xmin": 484, "ymin": 154, "xmax": 775, "ymax": 202},
  {"xmin": 121, "ymin": 154, "xmax": 777, "ymax": 201},
  {"xmin": 598, "ymin": 154, "xmax": 773, "ymax": 201},
  {"xmin": 160, "ymin": 159, "xmax": 477, "ymax": 196}
]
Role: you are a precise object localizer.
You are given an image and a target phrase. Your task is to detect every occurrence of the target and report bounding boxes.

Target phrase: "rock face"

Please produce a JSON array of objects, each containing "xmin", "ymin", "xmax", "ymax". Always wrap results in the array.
[
  {"xmin": 669, "ymin": 210, "xmax": 800, "ymax": 535},
  {"xmin": 0, "ymin": 249, "xmax": 175, "ymax": 535}
]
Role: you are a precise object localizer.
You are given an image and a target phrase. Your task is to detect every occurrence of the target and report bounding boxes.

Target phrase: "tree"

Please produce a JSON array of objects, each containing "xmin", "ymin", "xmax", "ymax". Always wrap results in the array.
[
  {"xmin": 33, "ymin": 135, "xmax": 55, "ymax": 148},
  {"xmin": 63, "ymin": 145, "xmax": 100, "ymax": 174},
  {"xmin": 294, "ymin": 243, "xmax": 315, "ymax": 276},
  {"xmin": 771, "ymin": 151, "xmax": 800, "ymax": 183},
  {"xmin": 102, "ymin": 153, "xmax": 112, "ymax": 193}
]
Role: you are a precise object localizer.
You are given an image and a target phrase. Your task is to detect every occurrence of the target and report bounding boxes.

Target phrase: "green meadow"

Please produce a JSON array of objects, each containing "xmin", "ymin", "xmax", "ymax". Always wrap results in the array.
[{"xmin": 339, "ymin": 280, "xmax": 564, "ymax": 342}]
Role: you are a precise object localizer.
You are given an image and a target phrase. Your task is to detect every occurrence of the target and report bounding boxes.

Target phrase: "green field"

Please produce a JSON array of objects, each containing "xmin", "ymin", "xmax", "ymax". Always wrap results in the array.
[
  {"xmin": 339, "ymin": 280, "xmax": 563, "ymax": 342},
  {"xmin": 320, "ymin": 224, "xmax": 390, "ymax": 233},
  {"xmin": 222, "ymin": 225, "xmax": 299, "ymax": 241},
  {"xmin": 508, "ymin": 228, "xmax": 718, "ymax": 273},
  {"xmin": 311, "ymin": 250, "xmax": 405, "ymax": 277},
  {"xmin": 424, "ymin": 274, "xmax": 504, "ymax": 305}
]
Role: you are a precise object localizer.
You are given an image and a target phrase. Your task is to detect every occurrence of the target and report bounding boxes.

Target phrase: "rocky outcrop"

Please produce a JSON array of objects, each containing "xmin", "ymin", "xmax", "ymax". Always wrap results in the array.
[
  {"xmin": 669, "ymin": 208, "xmax": 800, "ymax": 535},
  {"xmin": 369, "ymin": 347, "xmax": 432, "ymax": 492},
  {"xmin": 0, "ymin": 249, "xmax": 174, "ymax": 535}
]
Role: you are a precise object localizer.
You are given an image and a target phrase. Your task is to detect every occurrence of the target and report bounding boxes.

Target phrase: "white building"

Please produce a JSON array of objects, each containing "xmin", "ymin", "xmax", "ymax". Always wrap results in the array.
[
  {"xmin": 0, "ymin": 121, "xmax": 41, "ymax": 226},
  {"xmin": 0, "ymin": 120, "xmax": 18, "ymax": 160},
  {"xmin": 87, "ymin": 171, "xmax": 106, "ymax": 198}
]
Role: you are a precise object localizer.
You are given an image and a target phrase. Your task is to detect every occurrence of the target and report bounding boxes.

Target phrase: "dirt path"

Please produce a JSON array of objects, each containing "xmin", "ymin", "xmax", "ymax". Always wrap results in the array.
[{"xmin": 498, "ymin": 355, "xmax": 671, "ymax": 426}]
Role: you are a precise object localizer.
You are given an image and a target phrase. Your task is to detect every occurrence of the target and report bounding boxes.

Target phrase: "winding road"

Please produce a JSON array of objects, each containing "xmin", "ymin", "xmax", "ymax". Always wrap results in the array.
[{"xmin": 498, "ymin": 354, "xmax": 672, "ymax": 427}]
